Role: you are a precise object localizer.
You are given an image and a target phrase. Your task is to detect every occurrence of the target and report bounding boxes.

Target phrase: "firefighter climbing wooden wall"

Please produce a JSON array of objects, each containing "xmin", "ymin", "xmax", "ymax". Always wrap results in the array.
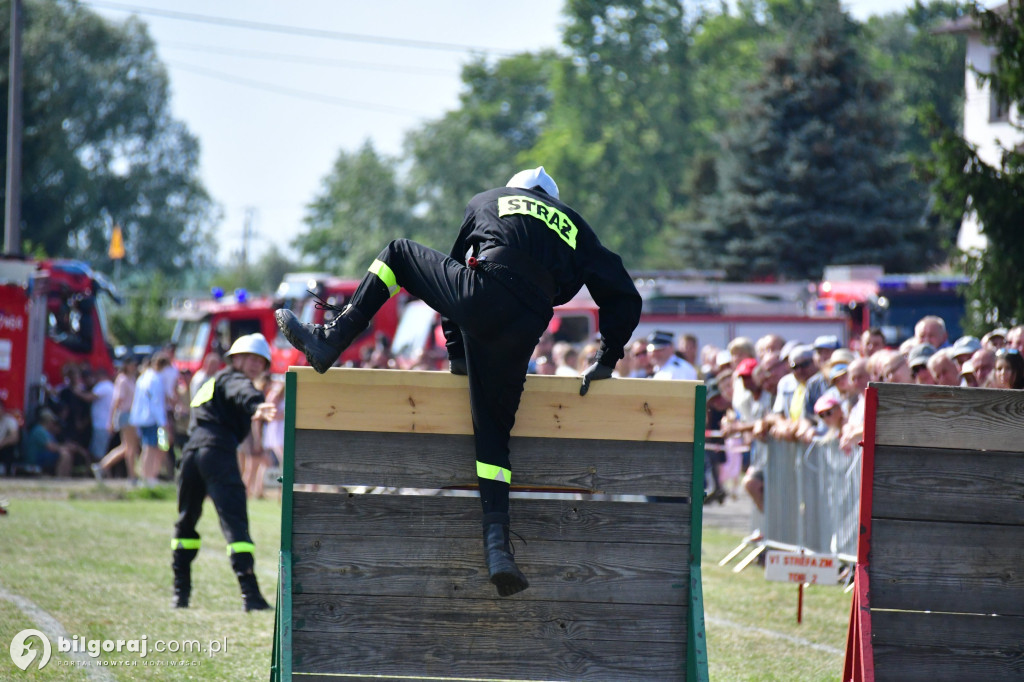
[{"xmin": 272, "ymin": 368, "xmax": 709, "ymax": 682}]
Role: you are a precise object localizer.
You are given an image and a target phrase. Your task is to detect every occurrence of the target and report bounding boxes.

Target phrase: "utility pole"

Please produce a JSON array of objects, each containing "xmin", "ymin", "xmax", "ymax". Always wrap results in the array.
[
  {"xmin": 241, "ymin": 206, "xmax": 257, "ymax": 280},
  {"xmin": 4, "ymin": 0, "xmax": 23, "ymax": 256}
]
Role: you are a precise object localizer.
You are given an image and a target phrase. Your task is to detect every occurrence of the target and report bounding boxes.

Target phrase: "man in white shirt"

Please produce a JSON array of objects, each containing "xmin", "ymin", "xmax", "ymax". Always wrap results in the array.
[
  {"xmin": 648, "ymin": 330, "xmax": 698, "ymax": 381},
  {"xmin": 87, "ymin": 368, "xmax": 115, "ymax": 462},
  {"xmin": 130, "ymin": 355, "xmax": 168, "ymax": 486}
]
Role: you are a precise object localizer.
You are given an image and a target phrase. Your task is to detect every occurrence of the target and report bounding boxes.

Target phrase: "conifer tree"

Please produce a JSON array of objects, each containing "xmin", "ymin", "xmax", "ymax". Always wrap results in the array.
[{"xmin": 695, "ymin": 0, "xmax": 937, "ymax": 280}]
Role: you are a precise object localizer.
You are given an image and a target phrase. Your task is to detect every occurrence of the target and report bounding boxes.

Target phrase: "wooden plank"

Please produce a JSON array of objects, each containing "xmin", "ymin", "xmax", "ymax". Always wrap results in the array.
[
  {"xmin": 871, "ymin": 609, "xmax": 1024, "ymax": 652},
  {"xmin": 292, "ymin": 593, "xmax": 686, "ymax": 642},
  {"xmin": 291, "ymin": 629, "xmax": 686, "ymax": 681},
  {"xmin": 870, "ymin": 611, "xmax": 1024, "ymax": 682},
  {"xmin": 291, "ymin": 533, "xmax": 690, "ymax": 604},
  {"xmin": 292, "ymin": 367, "xmax": 698, "ymax": 443},
  {"xmin": 292, "ymin": 491, "xmax": 692, "ymax": 545},
  {"xmin": 868, "ymin": 519, "xmax": 1024, "ymax": 616},
  {"xmin": 292, "ymin": 430, "xmax": 694, "ymax": 496},
  {"xmin": 872, "ymin": 444, "xmax": 1024, "ymax": 525},
  {"xmin": 872, "ymin": 383, "xmax": 1024, "ymax": 452}
]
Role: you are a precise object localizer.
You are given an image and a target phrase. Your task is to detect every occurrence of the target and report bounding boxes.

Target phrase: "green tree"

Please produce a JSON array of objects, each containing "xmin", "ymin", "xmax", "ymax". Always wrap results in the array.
[
  {"xmin": 926, "ymin": 2, "xmax": 1024, "ymax": 331},
  {"xmin": 860, "ymin": 1, "xmax": 968, "ymax": 160},
  {"xmin": 404, "ymin": 52, "xmax": 560, "ymax": 250},
  {"xmin": 295, "ymin": 141, "xmax": 414, "ymax": 276},
  {"xmin": 106, "ymin": 271, "xmax": 175, "ymax": 347},
  {"xmin": 530, "ymin": 0, "xmax": 697, "ymax": 266},
  {"xmin": 694, "ymin": 0, "xmax": 937, "ymax": 280},
  {"xmin": 0, "ymin": 0, "xmax": 217, "ymax": 272}
]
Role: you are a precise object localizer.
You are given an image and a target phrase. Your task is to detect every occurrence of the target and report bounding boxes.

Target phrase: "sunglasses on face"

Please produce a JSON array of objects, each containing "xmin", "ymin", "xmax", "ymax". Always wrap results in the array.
[
  {"xmin": 819, "ymin": 408, "xmax": 837, "ymax": 418},
  {"xmin": 996, "ymin": 348, "xmax": 1021, "ymax": 358},
  {"xmin": 791, "ymin": 360, "xmax": 813, "ymax": 370}
]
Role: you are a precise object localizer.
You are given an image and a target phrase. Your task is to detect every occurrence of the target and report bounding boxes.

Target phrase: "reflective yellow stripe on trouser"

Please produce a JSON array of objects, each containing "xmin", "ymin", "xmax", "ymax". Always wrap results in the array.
[
  {"xmin": 226, "ymin": 542, "xmax": 255, "ymax": 556},
  {"xmin": 476, "ymin": 461, "xmax": 512, "ymax": 485},
  {"xmin": 368, "ymin": 259, "xmax": 400, "ymax": 297},
  {"xmin": 171, "ymin": 538, "xmax": 201, "ymax": 551}
]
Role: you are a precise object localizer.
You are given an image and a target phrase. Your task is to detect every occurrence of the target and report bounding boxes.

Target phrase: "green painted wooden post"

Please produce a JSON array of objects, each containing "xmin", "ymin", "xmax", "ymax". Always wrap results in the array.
[
  {"xmin": 270, "ymin": 370, "xmax": 297, "ymax": 682},
  {"xmin": 688, "ymin": 383, "xmax": 710, "ymax": 682}
]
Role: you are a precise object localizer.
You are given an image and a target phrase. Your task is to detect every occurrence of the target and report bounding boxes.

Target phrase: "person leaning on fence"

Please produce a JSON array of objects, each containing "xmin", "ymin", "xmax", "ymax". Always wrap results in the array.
[
  {"xmin": 274, "ymin": 166, "xmax": 642, "ymax": 597},
  {"xmin": 812, "ymin": 393, "xmax": 845, "ymax": 441},
  {"xmin": 766, "ymin": 344, "xmax": 817, "ymax": 442},
  {"xmin": 172, "ymin": 333, "xmax": 278, "ymax": 612}
]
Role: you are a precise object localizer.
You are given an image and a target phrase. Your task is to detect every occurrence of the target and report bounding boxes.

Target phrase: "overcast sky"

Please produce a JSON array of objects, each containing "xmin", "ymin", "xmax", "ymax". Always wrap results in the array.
[{"xmin": 83, "ymin": 1, "xmax": 956, "ymax": 266}]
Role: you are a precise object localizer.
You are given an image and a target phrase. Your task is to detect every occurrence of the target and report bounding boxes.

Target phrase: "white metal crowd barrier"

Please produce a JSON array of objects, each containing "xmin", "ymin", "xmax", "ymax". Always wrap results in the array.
[{"xmin": 722, "ymin": 436, "xmax": 861, "ymax": 573}]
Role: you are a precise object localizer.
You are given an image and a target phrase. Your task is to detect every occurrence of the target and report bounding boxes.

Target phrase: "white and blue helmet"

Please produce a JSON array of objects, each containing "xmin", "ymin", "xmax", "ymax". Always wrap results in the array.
[{"xmin": 506, "ymin": 166, "xmax": 559, "ymax": 199}]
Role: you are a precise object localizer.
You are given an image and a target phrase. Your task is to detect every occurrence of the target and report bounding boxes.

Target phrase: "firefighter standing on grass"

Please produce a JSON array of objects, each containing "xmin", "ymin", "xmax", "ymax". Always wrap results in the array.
[
  {"xmin": 171, "ymin": 333, "xmax": 277, "ymax": 611},
  {"xmin": 275, "ymin": 166, "xmax": 641, "ymax": 597}
]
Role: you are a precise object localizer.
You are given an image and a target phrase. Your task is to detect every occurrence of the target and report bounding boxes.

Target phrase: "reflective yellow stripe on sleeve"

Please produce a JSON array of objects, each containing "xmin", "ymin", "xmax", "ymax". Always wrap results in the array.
[
  {"xmin": 226, "ymin": 542, "xmax": 256, "ymax": 556},
  {"xmin": 476, "ymin": 461, "xmax": 512, "ymax": 485},
  {"xmin": 190, "ymin": 378, "xmax": 215, "ymax": 408},
  {"xmin": 172, "ymin": 538, "xmax": 201, "ymax": 551},
  {"xmin": 368, "ymin": 259, "xmax": 400, "ymax": 297}
]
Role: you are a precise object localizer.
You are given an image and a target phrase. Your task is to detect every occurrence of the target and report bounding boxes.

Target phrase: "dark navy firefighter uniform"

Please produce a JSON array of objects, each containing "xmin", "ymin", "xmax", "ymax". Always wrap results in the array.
[
  {"xmin": 172, "ymin": 360, "xmax": 270, "ymax": 610},
  {"xmin": 276, "ymin": 167, "xmax": 641, "ymax": 596}
]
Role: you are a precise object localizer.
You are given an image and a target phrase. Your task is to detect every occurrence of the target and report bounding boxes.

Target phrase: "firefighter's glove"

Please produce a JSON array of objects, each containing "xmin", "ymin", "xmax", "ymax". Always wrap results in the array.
[
  {"xmin": 449, "ymin": 357, "xmax": 468, "ymax": 376},
  {"xmin": 579, "ymin": 362, "xmax": 613, "ymax": 396}
]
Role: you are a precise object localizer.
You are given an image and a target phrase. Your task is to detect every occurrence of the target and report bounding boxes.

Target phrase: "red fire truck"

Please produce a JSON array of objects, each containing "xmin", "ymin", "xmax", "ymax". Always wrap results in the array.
[
  {"xmin": 814, "ymin": 265, "xmax": 969, "ymax": 346},
  {"xmin": 168, "ymin": 273, "xmax": 404, "ymax": 375},
  {"xmin": 389, "ymin": 275, "xmax": 850, "ymax": 369},
  {"xmin": 0, "ymin": 257, "xmax": 119, "ymax": 422}
]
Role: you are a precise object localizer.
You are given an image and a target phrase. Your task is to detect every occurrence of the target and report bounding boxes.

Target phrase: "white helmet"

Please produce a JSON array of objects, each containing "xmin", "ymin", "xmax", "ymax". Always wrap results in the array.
[
  {"xmin": 506, "ymin": 166, "xmax": 559, "ymax": 199},
  {"xmin": 226, "ymin": 333, "xmax": 272, "ymax": 365}
]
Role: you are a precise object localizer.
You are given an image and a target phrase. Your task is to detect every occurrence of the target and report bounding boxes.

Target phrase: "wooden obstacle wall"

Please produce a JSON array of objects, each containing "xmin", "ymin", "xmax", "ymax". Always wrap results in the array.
[
  {"xmin": 273, "ymin": 368, "xmax": 709, "ymax": 682},
  {"xmin": 845, "ymin": 383, "xmax": 1024, "ymax": 682}
]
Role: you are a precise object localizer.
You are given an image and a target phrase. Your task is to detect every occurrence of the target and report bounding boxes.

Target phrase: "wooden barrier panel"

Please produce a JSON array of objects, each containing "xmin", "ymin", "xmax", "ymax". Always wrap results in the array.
[
  {"xmin": 272, "ymin": 368, "xmax": 709, "ymax": 682},
  {"xmin": 844, "ymin": 384, "xmax": 1024, "ymax": 682}
]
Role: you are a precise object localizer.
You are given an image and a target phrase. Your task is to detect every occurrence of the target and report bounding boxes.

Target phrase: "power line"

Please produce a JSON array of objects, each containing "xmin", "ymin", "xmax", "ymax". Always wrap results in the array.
[
  {"xmin": 83, "ymin": 0, "xmax": 517, "ymax": 56},
  {"xmin": 165, "ymin": 60, "xmax": 427, "ymax": 117},
  {"xmin": 159, "ymin": 41, "xmax": 456, "ymax": 77}
]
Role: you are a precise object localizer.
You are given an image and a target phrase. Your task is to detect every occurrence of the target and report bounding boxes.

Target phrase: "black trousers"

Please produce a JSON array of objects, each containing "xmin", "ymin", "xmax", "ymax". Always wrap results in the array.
[
  {"xmin": 353, "ymin": 239, "xmax": 551, "ymax": 525},
  {"xmin": 174, "ymin": 444, "xmax": 252, "ymax": 549}
]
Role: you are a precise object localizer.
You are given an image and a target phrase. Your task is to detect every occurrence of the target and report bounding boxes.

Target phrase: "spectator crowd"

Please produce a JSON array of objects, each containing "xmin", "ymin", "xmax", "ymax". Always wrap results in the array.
[{"xmin": 6, "ymin": 343, "xmax": 284, "ymax": 500}]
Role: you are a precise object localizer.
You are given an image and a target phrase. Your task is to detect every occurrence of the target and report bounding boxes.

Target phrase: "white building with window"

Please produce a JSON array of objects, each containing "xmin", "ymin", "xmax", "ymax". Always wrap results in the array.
[{"xmin": 940, "ymin": 4, "xmax": 1023, "ymax": 251}]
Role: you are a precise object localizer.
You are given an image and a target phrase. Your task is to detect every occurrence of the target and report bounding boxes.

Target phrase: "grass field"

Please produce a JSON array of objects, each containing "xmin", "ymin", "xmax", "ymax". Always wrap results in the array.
[{"xmin": 0, "ymin": 480, "xmax": 851, "ymax": 681}]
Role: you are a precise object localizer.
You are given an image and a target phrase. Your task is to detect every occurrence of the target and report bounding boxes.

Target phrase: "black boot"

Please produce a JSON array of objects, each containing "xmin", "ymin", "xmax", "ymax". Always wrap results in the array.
[
  {"xmin": 483, "ymin": 523, "xmax": 529, "ymax": 597},
  {"xmin": 231, "ymin": 552, "xmax": 271, "ymax": 612},
  {"xmin": 238, "ymin": 574, "xmax": 271, "ymax": 612},
  {"xmin": 171, "ymin": 547, "xmax": 197, "ymax": 608},
  {"xmin": 275, "ymin": 304, "xmax": 368, "ymax": 374}
]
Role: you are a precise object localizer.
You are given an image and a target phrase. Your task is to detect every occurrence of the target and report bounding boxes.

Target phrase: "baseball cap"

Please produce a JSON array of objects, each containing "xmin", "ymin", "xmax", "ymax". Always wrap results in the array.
[
  {"xmin": 952, "ymin": 335, "xmax": 982, "ymax": 358},
  {"xmin": 735, "ymin": 357, "xmax": 758, "ymax": 377},
  {"xmin": 813, "ymin": 335, "xmax": 842, "ymax": 350},
  {"xmin": 780, "ymin": 339, "xmax": 800, "ymax": 362},
  {"xmin": 789, "ymin": 345, "xmax": 814, "ymax": 368},
  {"xmin": 814, "ymin": 394, "xmax": 842, "ymax": 415},
  {"xmin": 827, "ymin": 363, "xmax": 849, "ymax": 384},
  {"xmin": 908, "ymin": 343, "xmax": 937, "ymax": 369}
]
